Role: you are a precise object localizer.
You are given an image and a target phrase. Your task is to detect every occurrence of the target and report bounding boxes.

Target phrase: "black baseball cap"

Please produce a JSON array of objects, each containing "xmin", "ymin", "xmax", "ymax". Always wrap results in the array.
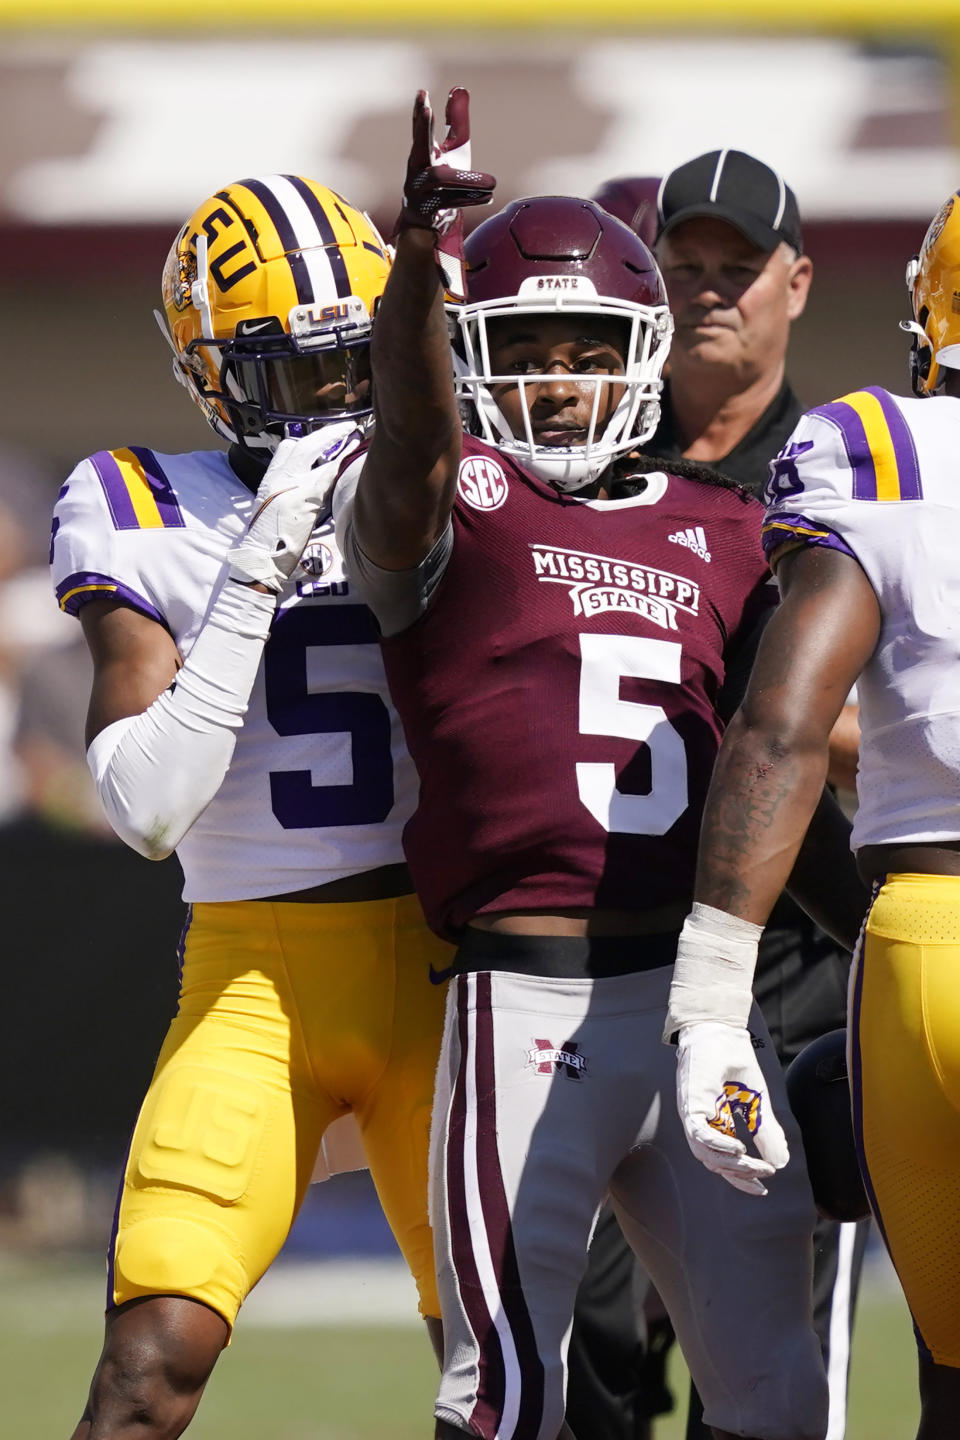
[{"xmin": 656, "ymin": 149, "xmax": 803, "ymax": 255}]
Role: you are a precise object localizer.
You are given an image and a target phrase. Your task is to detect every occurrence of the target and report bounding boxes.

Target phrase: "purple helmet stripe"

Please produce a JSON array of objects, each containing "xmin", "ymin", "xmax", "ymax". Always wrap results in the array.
[
  {"xmin": 55, "ymin": 571, "xmax": 167, "ymax": 627},
  {"xmin": 284, "ymin": 175, "xmax": 352, "ymax": 299},
  {"xmin": 448, "ymin": 978, "xmax": 506, "ymax": 1438},
  {"xmin": 91, "ymin": 449, "xmax": 140, "ymax": 528},
  {"xmin": 237, "ymin": 177, "xmax": 313, "ymax": 305},
  {"xmin": 127, "ymin": 447, "xmax": 186, "ymax": 528},
  {"xmin": 471, "ymin": 971, "xmax": 545, "ymax": 1440},
  {"xmin": 806, "ymin": 400, "xmax": 878, "ymax": 500},
  {"xmin": 861, "ymin": 387, "xmax": 924, "ymax": 500}
]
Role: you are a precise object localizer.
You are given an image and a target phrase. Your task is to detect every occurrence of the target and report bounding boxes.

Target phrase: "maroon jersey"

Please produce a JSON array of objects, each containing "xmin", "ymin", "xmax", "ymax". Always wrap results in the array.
[{"xmin": 381, "ymin": 436, "xmax": 772, "ymax": 941}]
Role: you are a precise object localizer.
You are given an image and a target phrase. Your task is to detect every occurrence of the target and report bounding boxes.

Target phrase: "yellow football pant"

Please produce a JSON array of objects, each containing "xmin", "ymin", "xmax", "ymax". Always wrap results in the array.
[
  {"xmin": 852, "ymin": 872, "xmax": 960, "ymax": 1365},
  {"xmin": 109, "ymin": 893, "xmax": 452, "ymax": 1327}
]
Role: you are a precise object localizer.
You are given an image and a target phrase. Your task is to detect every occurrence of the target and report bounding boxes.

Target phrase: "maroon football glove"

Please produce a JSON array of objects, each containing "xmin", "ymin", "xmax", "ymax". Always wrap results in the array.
[{"xmin": 395, "ymin": 87, "xmax": 496, "ymax": 301}]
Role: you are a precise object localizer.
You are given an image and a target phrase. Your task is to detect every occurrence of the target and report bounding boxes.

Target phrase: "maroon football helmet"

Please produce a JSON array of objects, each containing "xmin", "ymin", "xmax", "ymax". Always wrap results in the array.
[
  {"xmin": 451, "ymin": 196, "xmax": 672, "ymax": 490},
  {"xmin": 591, "ymin": 176, "xmax": 661, "ymax": 249}
]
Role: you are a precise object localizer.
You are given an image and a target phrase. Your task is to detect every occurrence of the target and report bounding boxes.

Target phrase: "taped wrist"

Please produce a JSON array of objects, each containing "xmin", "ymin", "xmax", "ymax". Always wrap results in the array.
[
  {"xmin": 662, "ymin": 902, "xmax": 763, "ymax": 1042},
  {"xmin": 87, "ymin": 581, "xmax": 275, "ymax": 859}
]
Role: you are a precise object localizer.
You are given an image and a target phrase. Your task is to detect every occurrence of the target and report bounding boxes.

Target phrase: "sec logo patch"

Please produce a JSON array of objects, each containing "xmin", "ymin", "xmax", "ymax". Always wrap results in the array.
[
  {"xmin": 457, "ymin": 455, "xmax": 509, "ymax": 511},
  {"xmin": 299, "ymin": 541, "xmax": 333, "ymax": 577}
]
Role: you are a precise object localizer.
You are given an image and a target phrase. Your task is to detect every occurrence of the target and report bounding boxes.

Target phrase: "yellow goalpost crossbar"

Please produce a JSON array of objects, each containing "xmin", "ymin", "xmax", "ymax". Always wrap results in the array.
[{"xmin": 2, "ymin": 0, "xmax": 960, "ymax": 30}]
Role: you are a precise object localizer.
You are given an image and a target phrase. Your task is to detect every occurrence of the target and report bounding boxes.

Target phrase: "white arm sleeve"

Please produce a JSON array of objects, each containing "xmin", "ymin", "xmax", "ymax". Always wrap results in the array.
[{"xmin": 86, "ymin": 580, "xmax": 276, "ymax": 860}]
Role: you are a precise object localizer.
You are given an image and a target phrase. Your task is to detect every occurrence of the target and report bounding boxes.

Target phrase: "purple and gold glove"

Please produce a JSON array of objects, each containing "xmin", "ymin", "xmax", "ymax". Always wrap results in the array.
[{"xmin": 395, "ymin": 87, "xmax": 496, "ymax": 301}]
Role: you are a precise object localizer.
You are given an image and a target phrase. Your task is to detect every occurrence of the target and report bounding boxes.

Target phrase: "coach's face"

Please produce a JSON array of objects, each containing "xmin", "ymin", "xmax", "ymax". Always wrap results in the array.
[{"xmin": 657, "ymin": 217, "xmax": 812, "ymax": 386}]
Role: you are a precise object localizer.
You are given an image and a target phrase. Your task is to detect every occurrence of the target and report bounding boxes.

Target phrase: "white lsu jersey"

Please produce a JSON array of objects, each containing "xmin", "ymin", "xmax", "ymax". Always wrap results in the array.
[
  {"xmin": 50, "ymin": 444, "xmax": 417, "ymax": 901},
  {"xmin": 762, "ymin": 385, "xmax": 960, "ymax": 850}
]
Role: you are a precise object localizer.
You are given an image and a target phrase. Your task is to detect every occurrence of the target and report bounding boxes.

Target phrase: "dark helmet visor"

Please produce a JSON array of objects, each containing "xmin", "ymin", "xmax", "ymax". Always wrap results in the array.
[{"xmin": 235, "ymin": 345, "xmax": 372, "ymax": 422}]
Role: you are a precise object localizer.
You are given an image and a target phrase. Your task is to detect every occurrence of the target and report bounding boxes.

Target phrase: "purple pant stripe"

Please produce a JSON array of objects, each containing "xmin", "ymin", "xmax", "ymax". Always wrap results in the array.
[
  {"xmin": 472, "ymin": 972, "xmax": 545, "ymax": 1440},
  {"xmin": 174, "ymin": 906, "xmax": 192, "ymax": 1013},
  {"xmin": 861, "ymin": 387, "xmax": 923, "ymax": 500},
  {"xmin": 448, "ymin": 978, "xmax": 506, "ymax": 1439},
  {"xmin": 849, "ymin": 891, "xmax": 931, "ymax": 1360},
  {"xmin": 807, "ymin": 401, "xmax": 877, "ymax": 500},
  {"xmin": 105, "ymin": 1130, "xmax": 136, "ymax": 1309}
]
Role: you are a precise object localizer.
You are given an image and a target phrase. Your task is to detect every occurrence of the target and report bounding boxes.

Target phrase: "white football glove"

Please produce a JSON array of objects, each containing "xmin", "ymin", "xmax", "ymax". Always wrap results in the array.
[
  {"xmin": 675, "ymin": 1021, "xmax": 789, "ymax": 1197},
  {"xmin": 228, "ymin": 422, "xmax": 362, "ymax": 591},
  {"xmin": 664, "ymin": 902, "xmax": 788, "ymax": 1197}
]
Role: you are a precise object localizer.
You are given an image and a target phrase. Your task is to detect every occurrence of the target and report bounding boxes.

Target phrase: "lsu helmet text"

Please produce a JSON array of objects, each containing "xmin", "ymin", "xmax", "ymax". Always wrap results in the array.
[
  {"xmin": 902, "ymin": 190, "xmax": 960, "ymax": 397},
  {"xmin": 449, "ymin": 196, "xmax": 673, "ymax": 492},
  {"xmin": 159, "ymin": 176, "xmax": 391, "ymax": 449}
]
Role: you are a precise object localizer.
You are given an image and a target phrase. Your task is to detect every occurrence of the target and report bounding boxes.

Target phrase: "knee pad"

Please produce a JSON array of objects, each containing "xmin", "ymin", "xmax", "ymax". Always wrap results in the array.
[{"xmin": 113, "ymin": 1217, "xmax": 245, "ymax": 1326}]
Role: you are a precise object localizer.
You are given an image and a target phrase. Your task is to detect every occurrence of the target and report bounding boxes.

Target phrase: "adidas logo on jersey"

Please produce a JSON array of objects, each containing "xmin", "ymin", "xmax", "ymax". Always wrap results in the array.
[{"xmin": 668, "ymin": 526, "xmax": 711, "ymax": 562}]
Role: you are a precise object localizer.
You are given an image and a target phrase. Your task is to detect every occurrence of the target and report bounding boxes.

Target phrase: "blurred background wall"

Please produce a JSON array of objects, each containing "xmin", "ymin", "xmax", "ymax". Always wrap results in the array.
[{"xmin": 1, "ymin": 0, "xmax": 959, "ymax": 1252}]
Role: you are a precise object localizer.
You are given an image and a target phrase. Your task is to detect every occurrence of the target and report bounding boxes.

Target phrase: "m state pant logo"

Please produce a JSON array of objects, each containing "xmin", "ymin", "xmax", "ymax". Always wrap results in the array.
[{"xmin": 527, "ymin": 1037, "xmax": 587, "ymax": 1080}]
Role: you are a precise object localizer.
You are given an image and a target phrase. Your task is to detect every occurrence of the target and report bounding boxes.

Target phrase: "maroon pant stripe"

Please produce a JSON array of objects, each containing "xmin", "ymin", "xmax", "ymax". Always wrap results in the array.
[
  {"xmin": 448, "ymin": 976, "xmax": 506, "ymax": 1438},
  {"xmin": 471, "ymin": 971, "xmax": 545, "ymax": 1440}
]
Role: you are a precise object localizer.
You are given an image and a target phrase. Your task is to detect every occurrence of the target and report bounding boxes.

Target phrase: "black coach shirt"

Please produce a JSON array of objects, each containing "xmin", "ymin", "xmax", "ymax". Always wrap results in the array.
[{"xmin": 643, "ymin": 377, "xmax": 803, "ymax": 496}]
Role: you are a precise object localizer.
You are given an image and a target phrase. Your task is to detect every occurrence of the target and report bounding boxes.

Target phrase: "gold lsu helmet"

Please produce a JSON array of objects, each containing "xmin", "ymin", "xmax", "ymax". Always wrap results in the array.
[
  {"xmin": 159, "ymin": 176, "xmax": 391, "ymax": 446},
  {"xmin": 902, "ymin": 190, "xmax": 960, "ymax": 397}
]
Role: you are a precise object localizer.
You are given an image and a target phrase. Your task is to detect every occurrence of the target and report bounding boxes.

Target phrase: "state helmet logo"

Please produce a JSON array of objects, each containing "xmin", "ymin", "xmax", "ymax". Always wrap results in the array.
[{"xmin": 457, "ymin": 455, "xmax": 509, "ymax": 511}]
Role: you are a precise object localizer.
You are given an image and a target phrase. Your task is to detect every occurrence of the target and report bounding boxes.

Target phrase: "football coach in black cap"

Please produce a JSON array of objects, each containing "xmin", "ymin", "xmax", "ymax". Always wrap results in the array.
[
  {"xmin": 646, "ymin": 148, "xmax": 811, "ymax": 488},
  {"xmin": 639, "ymin": 148, "xmax": 868, "ymax": 1440}
]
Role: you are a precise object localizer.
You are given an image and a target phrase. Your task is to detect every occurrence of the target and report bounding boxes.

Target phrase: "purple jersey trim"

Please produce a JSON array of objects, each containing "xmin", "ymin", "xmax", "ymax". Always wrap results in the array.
[
  {"xmin": 861, "ymin": 386, "xmax": 923, "ymax": 500},
  {"xmin": 806, "ymin": 400, "xmax": 877, "ymax": 500},
  {"xmin": 56, "ymin": 570, "xmax": 167, "ymax": 627},
  {"xmin": 128, "ymin": 447, "xmax": 187, "ymax": 527},
  {"xmin": 91, "ymin": 448, "xmax": 185, "ymax": 530},
  {"xmin": 807, "ymin": 389, "xmax": 923, "ymax": 503},
  {"xmin": 761, "ymin": 513, "xmax": 858, "ymax": 566},
  {"xmin": 91, "ymin": 450, "xmax": 138, "ymax": 529}
]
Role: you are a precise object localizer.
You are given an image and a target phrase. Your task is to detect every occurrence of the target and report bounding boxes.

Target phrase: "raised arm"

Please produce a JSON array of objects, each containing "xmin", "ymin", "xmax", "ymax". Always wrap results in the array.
[{"xmin": 354, "ymin": 88, "xmax": 495, "ymax": 570}]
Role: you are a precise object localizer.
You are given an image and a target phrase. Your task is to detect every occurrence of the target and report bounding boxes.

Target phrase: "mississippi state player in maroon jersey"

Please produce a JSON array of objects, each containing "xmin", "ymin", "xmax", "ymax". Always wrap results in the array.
[{"xmin": 335, "ymin": 90, "xmax": 862, "ymax": 1440}]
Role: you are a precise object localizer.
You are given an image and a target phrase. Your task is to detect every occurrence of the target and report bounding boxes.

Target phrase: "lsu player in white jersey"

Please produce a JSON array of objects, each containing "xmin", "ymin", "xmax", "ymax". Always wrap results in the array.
[
  {"xmin": 663, "ymin": 190, "xmax": 960, "ymax": 1438},
  {"xmin": 52, "ymin": 176, "xmax": 453, "ymax": 1440}
]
